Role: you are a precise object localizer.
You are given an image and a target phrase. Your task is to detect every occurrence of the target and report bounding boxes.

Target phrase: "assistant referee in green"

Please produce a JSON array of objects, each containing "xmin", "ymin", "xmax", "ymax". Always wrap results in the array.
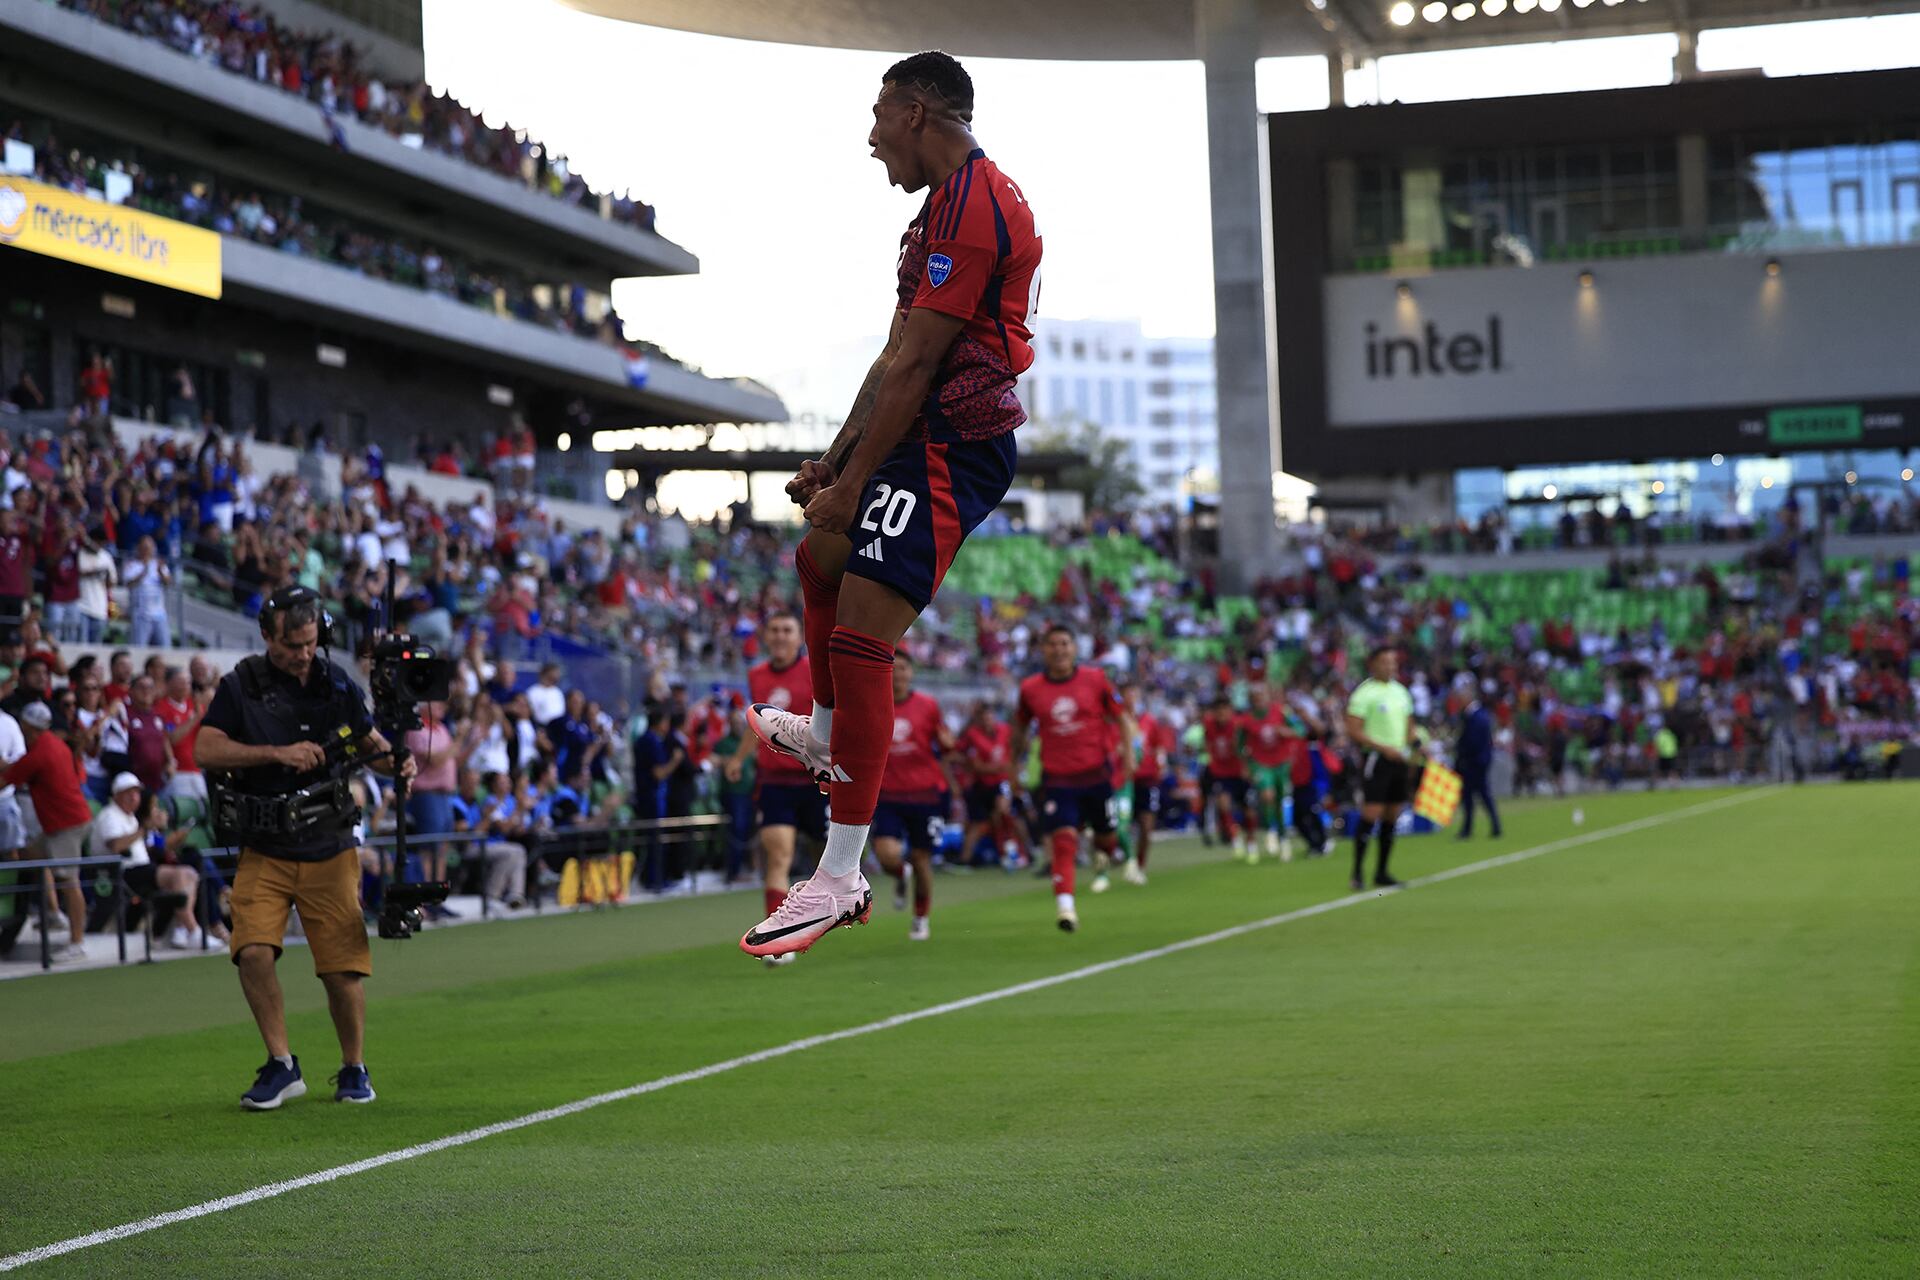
[{"xmin": 1345, "ymin": 645, "xmax": 1415, "ymax": 892}]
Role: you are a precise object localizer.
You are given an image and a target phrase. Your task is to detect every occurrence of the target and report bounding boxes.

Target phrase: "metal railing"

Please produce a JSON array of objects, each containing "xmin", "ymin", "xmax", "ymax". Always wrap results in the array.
[{"xmin": 1, "ymin": 854, "xmax": 128, "ymax": 972}]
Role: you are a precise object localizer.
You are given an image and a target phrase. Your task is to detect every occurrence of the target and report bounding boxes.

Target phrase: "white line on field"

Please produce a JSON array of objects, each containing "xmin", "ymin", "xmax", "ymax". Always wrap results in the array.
[{"xmin": 0, "ymin": 788, "xmax": 1771, "ymax": 1271}]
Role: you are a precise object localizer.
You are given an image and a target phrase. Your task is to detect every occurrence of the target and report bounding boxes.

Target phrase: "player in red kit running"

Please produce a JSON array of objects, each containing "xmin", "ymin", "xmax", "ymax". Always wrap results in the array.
[
  {"xmin": 871, "ymin": 654, "xmax": 956, "ymax": 940},
  {"xmin": 1123, "ymin": 684, "xmax": 1176, "ymax": 887},
  {"xmin": 741, "ymin": 51, "xmax": 1042, "ymax": 960},
  {"xmin": 1010, "ymin": 625, "xmax": 1133, "ymax": 932},
  {"xmin": 725, "ymin": 615, "xmax": 826, "ymax": 967},
  {"xmin": 1245, "ymin": 683, "xmax": 1303, "ymax": 862},
  {"xmin": 956, "ymin": 700, "xmax": 1024, "ymax": 869},
  {"xmin": 1202, "ymin": 695, "xmax": 1254, "ymax": 862}
]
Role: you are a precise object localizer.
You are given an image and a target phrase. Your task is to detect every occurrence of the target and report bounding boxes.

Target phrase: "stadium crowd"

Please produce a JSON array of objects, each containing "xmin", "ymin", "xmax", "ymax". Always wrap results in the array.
[
  {"xmin": 0, "ymin": 410, "xmax": 1912, "ymax": 960},
  {"xmin": 5, "ymin": 118, "xmax": 640, "ymax": 348},
  {"xmin": 52, "ymin": 0, "xmax": 657, "ymax": 229}
]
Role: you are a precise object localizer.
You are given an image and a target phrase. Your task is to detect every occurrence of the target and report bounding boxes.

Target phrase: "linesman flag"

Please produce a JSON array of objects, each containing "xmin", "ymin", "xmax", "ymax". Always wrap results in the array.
[{"xmin": 1413, "ymin": 762, "xmax": 1462, "ymax": 828}]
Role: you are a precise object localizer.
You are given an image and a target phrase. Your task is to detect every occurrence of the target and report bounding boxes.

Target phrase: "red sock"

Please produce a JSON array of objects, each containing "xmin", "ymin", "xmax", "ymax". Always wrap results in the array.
[
  {"xmin": 764, "ymin": 887, "xmax": 787, "ymax": 916},
  {"xmin": 1050, "ymin": 829, "xmax": 1078, "ymax": 895},
  {"xmin": 795, "ymin": 542, "xmax": 839, "ymax": 711},
  {"xmin": 1219, "ymin": 811, "xmax": 1239, "ymax": 841},
  {"xmin": 825, "ymin": 626, "xmax": 894, "ymax": 825}
]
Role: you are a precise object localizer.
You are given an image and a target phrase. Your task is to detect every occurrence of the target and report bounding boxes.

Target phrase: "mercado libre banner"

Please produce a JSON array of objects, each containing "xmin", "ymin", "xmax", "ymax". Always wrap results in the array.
[{"xmin": 0, "ymin": 174, "xmax": 222, "ymax": 300}]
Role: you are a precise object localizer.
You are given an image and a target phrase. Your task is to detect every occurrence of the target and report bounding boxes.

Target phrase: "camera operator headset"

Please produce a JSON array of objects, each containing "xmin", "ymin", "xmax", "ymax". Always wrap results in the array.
[{"xmin": 194, "ymin": 584, "xmax": 416, "ymax": 1110}]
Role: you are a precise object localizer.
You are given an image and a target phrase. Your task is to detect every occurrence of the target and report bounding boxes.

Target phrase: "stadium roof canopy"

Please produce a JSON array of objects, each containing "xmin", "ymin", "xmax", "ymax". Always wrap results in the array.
[{"xmin": 557, "ymin": 0, "xmax": 1920, "ymax": 61}]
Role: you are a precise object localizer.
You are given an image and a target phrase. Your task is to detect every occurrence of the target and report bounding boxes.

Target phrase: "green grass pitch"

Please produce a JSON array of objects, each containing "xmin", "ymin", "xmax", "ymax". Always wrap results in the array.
[{"xmin": 2, "ymin": 783, "xmax": 1915, "ymax": 1277}]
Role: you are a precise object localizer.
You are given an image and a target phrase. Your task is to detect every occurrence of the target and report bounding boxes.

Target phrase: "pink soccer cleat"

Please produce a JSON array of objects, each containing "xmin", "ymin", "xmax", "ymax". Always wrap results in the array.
[
  {"xmin": 739, "ymin": 873, "xmax": 874, "ymax": 958},
  {"xmin": 748, "ymin": 703, "xmax": 848, "ymax": 794}
]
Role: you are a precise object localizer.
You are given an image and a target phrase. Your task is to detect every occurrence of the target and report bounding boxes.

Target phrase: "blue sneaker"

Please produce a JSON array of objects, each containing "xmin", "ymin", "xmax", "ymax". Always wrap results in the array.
[
  {"xmin": 331, "ymin": 1064, "xmax": 376, "ymax": 1104},
  {"xmin": 241, "ymin": 1056, "xmax": 306, "ymax": 1111}
]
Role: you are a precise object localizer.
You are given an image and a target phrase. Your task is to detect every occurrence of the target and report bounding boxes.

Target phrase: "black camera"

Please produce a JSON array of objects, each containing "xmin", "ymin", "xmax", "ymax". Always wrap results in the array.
[
  {"xmin": 377, "ymin": 880, "xmax": 451, "ymax": 940},
  {"xmin": 368, "ymin": 635, "xmax": 454, "ymax": 731}
]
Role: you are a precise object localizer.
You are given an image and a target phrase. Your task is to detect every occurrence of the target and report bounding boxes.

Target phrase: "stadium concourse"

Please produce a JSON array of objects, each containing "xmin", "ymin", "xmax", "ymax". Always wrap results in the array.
[{"xmin": 0, "ymin": 408, "xmax": 1913, "ymax": 972}]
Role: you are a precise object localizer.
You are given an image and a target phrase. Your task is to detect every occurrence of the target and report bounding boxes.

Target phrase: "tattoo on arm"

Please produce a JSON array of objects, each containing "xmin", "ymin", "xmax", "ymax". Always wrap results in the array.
[{"xmin": 823, "ymin": 347, "xmax": 896, "ymax": 474}]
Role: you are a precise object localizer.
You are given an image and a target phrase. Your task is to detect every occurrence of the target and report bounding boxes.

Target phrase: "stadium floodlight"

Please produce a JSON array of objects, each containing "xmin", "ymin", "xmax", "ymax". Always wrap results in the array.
[
  {"xmin": 1765, "ymin": 257, "xmax": 1782, "ymax": 277},
  {"xmin": 1514, "ymin": 0, "xmax": 1538, "ymax": 9},
  {"xmin": 1651, "ymin": 480, "xmax": 1666, "ymax": 494},
  {"xmin": 1395, "ymin": 280, "xmax": 1414, "ymax": 300},
  {"xmin": 1577, "ymin": 268, "xmax": 1596, "ymax": 288},
  {"xmin": 1845, "ymin": 471, "xmax": 1858, "ymax": 485},
  {"xmin": 1483, "ymin": 0, "xmax": 1507, "ymax": 14},
  {"xmin": 1761, "ymin": 476, "xmax": 1775, "ymax": 489},
  {"xmin": 1539, "ymin": 0, "xmax": 1561, "ymax": 9},
  {"xmin": 1573, "ymin": 0, "xmax": 1595, "ymax": 7},
  {"xmin": 1452, "ymin": 2, "xmax": 1474, "ymax": 17},
  {"xmin": 1903, "ymin": 468, "xmax": 1914, "ymax": 482},
  {"xmin": 1711, "ymin": 453, "xmax": 1725, "ymax": 466},
  {"xmin": 1390, "ymin": 1, "xmax": 1417, "ymax": 24},
  {"xmin": 1542, "ymin": 484, "xmax": 1558, "ymax": 500},
  {"xmin": 1423, "ymin": 1, "xmax": 1448, "ymax": 19}
]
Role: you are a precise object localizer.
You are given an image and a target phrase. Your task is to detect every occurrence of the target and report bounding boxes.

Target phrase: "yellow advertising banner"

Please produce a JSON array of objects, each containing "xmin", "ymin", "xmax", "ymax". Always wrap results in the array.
[{"xmin": 0, "ymin": 174, "xmax": 222, "ymax": 299}]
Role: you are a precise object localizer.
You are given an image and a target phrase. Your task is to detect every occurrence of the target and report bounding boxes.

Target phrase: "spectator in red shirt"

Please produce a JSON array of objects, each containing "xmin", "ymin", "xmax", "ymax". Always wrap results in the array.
[
  {"xmin": 41, "ymin": 512, "xmax": 84, "ymax": 643},
  {"xmin": 5, "ymin": 701, "xmax": 93, "ymax": 951},
  {"xmin": 77, "ymin": 352, "xmax": 112, "ymax": 417},
  {"xmin": 124, "ymin": 675, "xmax": 175, "ymax": 795},
  {"xmin": 158, "ymin": 665, "xmax": 212, "ymax": 806}
]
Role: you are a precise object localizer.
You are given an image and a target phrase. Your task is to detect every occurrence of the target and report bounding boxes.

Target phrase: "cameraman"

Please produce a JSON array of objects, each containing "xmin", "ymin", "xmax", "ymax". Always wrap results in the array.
[{"xmin": 194, "ymin": 587, "xmax": 415, "ymax": 1111}]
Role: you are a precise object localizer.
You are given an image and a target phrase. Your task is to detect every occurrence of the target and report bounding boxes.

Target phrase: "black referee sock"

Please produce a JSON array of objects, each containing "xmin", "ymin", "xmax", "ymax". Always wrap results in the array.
[
  {"xmin": 1376, "ymin": 825, "xmax": 1395, "ymax": 880},
  {"xmin": 1352, "ymin": 827, "xmax": 1370, "ymax": 881}
]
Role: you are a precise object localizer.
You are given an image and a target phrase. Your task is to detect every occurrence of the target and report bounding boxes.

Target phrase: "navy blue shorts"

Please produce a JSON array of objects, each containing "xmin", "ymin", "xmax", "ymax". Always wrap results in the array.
[
  {"xmin": 844, "ymin": 433, "xmax": 1017, "ymax": 613},
  {"xmin": 874, "ymin": 800, "xmax": 944, "ymax": 853},
  {"xmin": 757, "ymin": 782, "xmax": 828, "ymax": 840},
  {"xmin": 1213, "ymin": 776, "xmax": 1251, "ymax": 809},
  {"xmin": 964, "ymin": 781, "xmax": 1009, "ymax": 823},
  {"xmin": 1040, "ymin": 781, "xmax": 1115, "ymax": 836},
  {"xmin": 1131, "ymin": 779, "xmax": 1162, "ymax": 821}
]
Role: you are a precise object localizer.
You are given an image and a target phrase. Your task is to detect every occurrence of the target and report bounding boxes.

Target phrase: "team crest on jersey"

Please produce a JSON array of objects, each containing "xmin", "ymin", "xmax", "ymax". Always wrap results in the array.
[
  {"xmin": 768, "ymin": 687, "xmax": 792, "ymax": 710},
  {"xmin": 926, "ymin": 253, "xmax": 953, "ymax": 287}
]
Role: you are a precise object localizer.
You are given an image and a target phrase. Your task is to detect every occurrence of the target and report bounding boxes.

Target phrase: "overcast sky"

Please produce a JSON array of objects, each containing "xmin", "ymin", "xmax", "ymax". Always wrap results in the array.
[{"xmin": 420, "ymin": 2, "xmax": 1920, "ymax": 418}]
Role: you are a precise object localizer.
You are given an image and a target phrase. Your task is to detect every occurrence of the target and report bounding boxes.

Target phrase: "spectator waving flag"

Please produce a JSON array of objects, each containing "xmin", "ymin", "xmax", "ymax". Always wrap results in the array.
[
  {"xmin": 624, "ymin": 351, "xmax": 650, "ymax": 390},
  {"xmin": 321, "ymin": 104, "xmax": 351, "ymax": 153}
]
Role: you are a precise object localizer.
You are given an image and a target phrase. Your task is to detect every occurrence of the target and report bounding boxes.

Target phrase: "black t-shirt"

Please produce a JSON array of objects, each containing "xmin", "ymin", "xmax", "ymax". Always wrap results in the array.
[{"xmin": 203, "ymin": 656, "xmax": 373, "ymax": 861}]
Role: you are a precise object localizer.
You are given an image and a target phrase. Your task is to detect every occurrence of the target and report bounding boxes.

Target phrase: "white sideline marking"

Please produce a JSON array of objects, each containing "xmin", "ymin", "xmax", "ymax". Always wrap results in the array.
[{"xmin": 0, "ymin": 789, "xmax": 1771, "ymax": 1271}]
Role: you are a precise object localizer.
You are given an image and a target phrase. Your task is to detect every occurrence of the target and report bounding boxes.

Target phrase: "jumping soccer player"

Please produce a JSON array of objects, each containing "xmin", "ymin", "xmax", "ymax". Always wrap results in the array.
[
  {"xmin": 1202, "ymin": 695, "xmax": 1253, "ymax": 862},
  {"xmin": 1124, "ymin": 684, "xmax": 1175, "ymax": 886},
  {"xmin": 1245, "ymin": 684, "xmax": 1301, "ymax": 862},
  {"xmin": 726, "ymin": 614, "xmax": 826, "ymax": 967},
  {"xmin": 1346, "ymin": 646, "xmax": 1414, "ymax": 891},
  {"xmin": 1010, "ymin": 625, "xmax": 1132, "ymax": 932},
  {"xmin": 741, "ymin": 51, "xmax": 1042, "ymax": 959},
  {"xmin": 956, "ymin": 700, "xmax": 1022, "ymax": 868},
  {"xmin": 871, "ymin": 654, "xmax": 955, "ymax": 940}
]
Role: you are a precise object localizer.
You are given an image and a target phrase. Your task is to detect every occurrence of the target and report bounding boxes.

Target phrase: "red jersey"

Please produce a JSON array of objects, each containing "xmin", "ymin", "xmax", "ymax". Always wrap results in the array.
[
  {"xmin": 1202, "ymin": 714, "xmax": 1248, "ymax": 780},
  {"xmin": 957, "ymin": 720, "xmax": 1012, "ymax": 787},
  {"xmin": 1017, "ymin": 666, "xmax": 1120, "ymax": 787},
  {"xmin": 896, "ymin": 150, "xmax": 1042, "ymax": 443},
  {"xmin": 746, "ymin": 660, "xmax": 813, "ymax": 784},
  {"xmin": 158, "ymin": 696, "xmax": 202, "ymax": 775},
  {"xmin": 880, "ymin": 690, "xmax": 948, "ymax": 803},
  {"xmin": 1134, "ymin": 713, "xmax": 1176, "ymax": 784},
  {"xmin": 1245, "ymin": 705, "xmax": 1300, "ymax": 769}
]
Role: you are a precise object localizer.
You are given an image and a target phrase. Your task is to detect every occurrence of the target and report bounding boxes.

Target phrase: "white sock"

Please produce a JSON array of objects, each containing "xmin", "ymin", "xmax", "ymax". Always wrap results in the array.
[
  {"xmin": 818, "ymin": 820, "xmax": 868, "ymax": 880},
  {"xmin": 810, "ymin": 705, "xmax": 833, "ymax": 749},
  {"xmin": 1055, "ymin": 892, "xmax": 1075, "ymax": 913},
  {"xmin": 274, "ymin": 1054, "xmax": 294, "ymax": 1070}
]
